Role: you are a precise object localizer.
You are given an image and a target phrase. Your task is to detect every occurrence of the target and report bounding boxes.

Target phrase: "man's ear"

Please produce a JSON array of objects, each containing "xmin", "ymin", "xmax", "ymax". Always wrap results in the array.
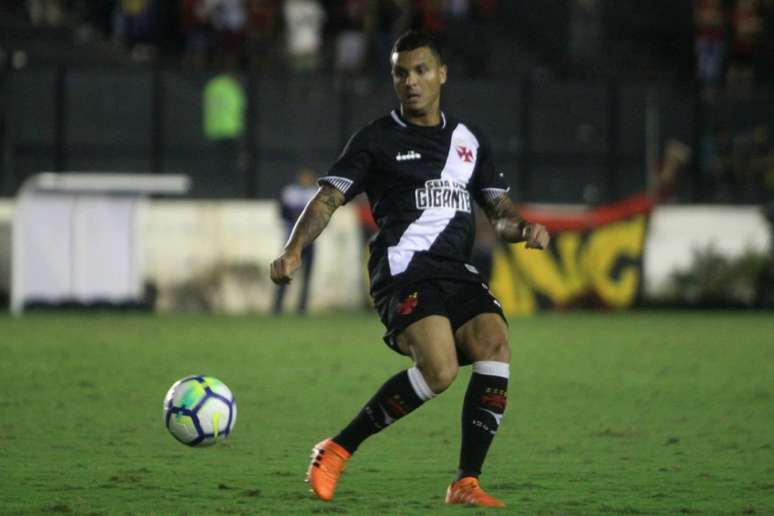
[{"xmin": 439, "ymin": 64, "xmax": 448, "ymax": 85}]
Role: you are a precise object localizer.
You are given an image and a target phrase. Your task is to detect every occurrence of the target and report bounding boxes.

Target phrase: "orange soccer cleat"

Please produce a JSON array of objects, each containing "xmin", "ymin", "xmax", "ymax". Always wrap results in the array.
[
  {"xmin": 305, "ymin": 438, "xmax": 352, "ymax": 501},
  {"xmin": 445, "ymin": 477, "xmax": 506, "ymax": 508}
]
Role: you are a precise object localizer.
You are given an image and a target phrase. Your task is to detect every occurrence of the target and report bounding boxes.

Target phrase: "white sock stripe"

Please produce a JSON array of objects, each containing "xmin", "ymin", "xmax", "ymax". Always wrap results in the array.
[
  {"xmin": 472, "ymin": 361, "xmax": 510, "ymax": 379},
  {"xmin": 407, "ymin": 367, "xmax": 436, "ymax": 401}
]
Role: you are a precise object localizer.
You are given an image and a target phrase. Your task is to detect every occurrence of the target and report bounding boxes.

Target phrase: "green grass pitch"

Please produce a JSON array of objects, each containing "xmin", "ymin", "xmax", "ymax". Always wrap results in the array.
[{"xmin": 1, "ymin": 311, "xmax": 773, "ymax": 515}]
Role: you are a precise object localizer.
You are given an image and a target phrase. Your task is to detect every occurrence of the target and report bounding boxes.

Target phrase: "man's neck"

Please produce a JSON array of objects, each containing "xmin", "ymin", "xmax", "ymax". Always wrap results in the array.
[{"xmin": 401, "ymin": 105, "xmax": 442, "ymax": 127}]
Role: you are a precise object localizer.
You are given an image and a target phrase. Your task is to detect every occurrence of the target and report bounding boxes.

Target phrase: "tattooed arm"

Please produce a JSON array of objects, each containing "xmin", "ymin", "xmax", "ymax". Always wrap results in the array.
[
  {"xmin": 270, "ymin": 185, "xmax": 345, "ymax": 284},
  {"xmin": 482, "ymin": 193, "xmax": 550, "ymax": 250}
]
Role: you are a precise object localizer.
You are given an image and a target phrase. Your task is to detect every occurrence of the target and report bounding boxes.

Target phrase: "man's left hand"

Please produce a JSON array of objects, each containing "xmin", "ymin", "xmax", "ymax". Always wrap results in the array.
[{"xmin": 524, "ymin": 223, "xmax": 550, "ymax": 250}]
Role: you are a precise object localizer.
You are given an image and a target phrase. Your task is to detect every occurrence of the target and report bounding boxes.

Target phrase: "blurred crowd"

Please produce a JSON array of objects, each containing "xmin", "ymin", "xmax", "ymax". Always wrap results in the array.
[
  {"xmin": 19, "ymin": 1, "xmax": 774, "ymax": 84},
  {"xmin": 694, "ymin": 0, "xmax": 774, "ymax": 97},
  {"xmin": 22, "ymin": 0, "xmax": 498, "ymax": 76},
  {"xmin": 701, "ymin": 123, "xmax": 774, "ymax": 203},
  {"xmin": 12, "ymin": 1, "xmax": 774, "ymax": 205},
  {"xmin": 694, "ymin": 0, "xmax": 774, "ymax": 202}
]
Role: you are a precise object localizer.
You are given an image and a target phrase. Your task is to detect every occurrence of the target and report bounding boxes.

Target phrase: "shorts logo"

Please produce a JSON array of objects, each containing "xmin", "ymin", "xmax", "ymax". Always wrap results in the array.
[
  {"xmin": 456, "ymin": 145, "xmax": 474, "ymax": 163},
  {"xmin": 415, "ymin": 179, "xmax": 471, "ymax": 213},
  {"xmin": 397, "ymin": 292, "xmax": 418, "ymax": 316}
]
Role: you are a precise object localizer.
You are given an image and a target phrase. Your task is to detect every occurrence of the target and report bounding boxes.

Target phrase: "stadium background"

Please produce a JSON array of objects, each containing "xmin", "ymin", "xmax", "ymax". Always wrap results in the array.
[
  {"xmin": 1, "ymin": 0, "xmax": 773, "ymax": 314},
  {"xmin": 0, "ymin": 1, "xmax": 773, "ymax": 515},
  {"xmin": 1, "ymin": 1, "xmax": 773, "ymax": 203}
]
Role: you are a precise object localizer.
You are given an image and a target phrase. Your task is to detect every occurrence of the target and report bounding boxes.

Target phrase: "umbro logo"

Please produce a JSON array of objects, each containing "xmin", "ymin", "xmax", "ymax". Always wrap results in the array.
[{"xmin": 396, "ymin": 150, "xmax": 422, "ymax": 161}]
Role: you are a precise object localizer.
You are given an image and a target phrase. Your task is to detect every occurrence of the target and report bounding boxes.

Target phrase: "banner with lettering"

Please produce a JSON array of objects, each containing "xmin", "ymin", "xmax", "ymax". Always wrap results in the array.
[{"xmin": 489, "ymin": 195, "xmax": 653, "ymax": 315}]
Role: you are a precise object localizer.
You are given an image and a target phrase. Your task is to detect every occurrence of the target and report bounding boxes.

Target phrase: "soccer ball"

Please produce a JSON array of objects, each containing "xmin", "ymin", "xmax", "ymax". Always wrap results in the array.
[{"xmin": 163, "ymin": 375, "xmax": 237, "ymax": 446}]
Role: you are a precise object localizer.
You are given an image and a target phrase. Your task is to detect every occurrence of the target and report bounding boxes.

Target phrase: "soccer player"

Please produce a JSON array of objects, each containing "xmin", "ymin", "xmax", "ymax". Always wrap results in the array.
[{"xmin": 270, "ymin": 30, "xmax": 550, "ymax": 508}]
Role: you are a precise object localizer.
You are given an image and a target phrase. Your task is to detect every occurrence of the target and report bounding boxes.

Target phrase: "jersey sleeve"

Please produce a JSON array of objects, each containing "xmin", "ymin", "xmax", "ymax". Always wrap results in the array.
[
  {"xmin": 471, "ymin": 129, "xmax": 511, "ymax": 208},
  {"xmin": 319, "ymin": 126, "xmax": 372, "ymax": 204}
]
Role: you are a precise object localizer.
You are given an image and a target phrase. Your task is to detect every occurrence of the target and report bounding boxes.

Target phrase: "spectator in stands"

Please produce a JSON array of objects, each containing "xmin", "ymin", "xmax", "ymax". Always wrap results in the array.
[
  {"xmin": 694, "ymin": 0, "xmax": 727, "ymax": 98},
  {"xmin": 368, "ymin": 0, "xmax": 413, "ymax": 75},
  {"xmin": 655, "ymin": 140, "xmax": 692, "ymax": 202},
  {"xmin": 245, "ymin": 0, "xmax": 279, "ymax": 71},
  {"xmin": 283, "ymin": 0, "xmax": 326, "ymax": 73},
  {"xmin": 179, "ymin": 0, "xmax": 212, "ymax": 68},
  {"xmin": 756, "ymin": 0, "xmax": 774, "ymax": 83},
  {"xmin": 273, "ymin": 168, "xmax": 319, "ymax": 314},
  {"xmin": 203, "ymin": 60, "xmax": 247, "ymax": 195},
  {"xmin": 414, "ymin": 0, "xmax": 445, "ymax": 36},
  {"xmin": 332, "ymin": 0, "xmax": 368, "ymax": 80},
  {"xmin": 113, "ymin": 0, "xmax": 159, "ymax": 61},
  {"xmin": 27, "ymin": 0, "xmax": 64, "ymax": 27},
  {"xmin": 728, "ymin": 0, "xmax": 764, "ymax": 95},
  {"xmin": 201, "ymin": 0, "xmax": 247, "ymax": 66},
  {"xmin": 74, "ymin": 0, "xmax": 117, "ymax": 43}
]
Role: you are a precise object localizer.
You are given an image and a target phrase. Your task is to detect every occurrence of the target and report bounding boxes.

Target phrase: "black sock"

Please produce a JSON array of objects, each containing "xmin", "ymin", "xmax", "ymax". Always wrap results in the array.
[
  {"xmin": 458, "ymin": 361, "xmax": 509, "ymax": 480},
  {"xmin": 333, "ymin": 367, "xmax": 435, "ymax": 454}
]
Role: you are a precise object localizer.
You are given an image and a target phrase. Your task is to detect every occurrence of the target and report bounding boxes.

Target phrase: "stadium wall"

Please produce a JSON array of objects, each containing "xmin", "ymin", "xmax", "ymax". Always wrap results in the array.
[
  {"xmin": 0, "ymin": 200, "xmax": 770, "ymax": 313},
  {"xmin": 644, "ymin": 206, "xmax": 771, "ymax": 297},
  {"xmin": 0, "ymin": 201, "xmax": 12, "ymax": 301},
  {"xmin": 138, "ymin": 200, "xmax": 365, "ymax": 314}
]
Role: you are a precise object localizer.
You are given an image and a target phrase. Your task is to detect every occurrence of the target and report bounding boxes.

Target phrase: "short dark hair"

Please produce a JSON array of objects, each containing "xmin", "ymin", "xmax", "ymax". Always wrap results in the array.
[{"xmin": 391, "ymin": 31, "xmax": 444, "ymax": 64}]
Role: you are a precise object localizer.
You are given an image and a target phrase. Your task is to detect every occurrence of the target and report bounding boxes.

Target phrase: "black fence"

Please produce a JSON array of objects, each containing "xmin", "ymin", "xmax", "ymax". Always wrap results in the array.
[{"xmin": 1, "ymin": 64, "xmax": 772, "ymax": 203}]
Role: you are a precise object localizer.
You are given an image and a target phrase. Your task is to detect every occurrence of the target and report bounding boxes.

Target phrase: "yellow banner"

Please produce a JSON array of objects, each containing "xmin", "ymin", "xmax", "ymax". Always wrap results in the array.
[{"xmin": 490, "ymin": 197, "xmax": 651, "ymax": 315}]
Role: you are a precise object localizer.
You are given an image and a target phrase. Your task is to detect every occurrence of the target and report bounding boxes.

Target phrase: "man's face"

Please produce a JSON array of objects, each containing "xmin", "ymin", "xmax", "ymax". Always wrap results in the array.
[{"xmin": 391, "ymin": 47, "xmax": 447, "ymax": 117}]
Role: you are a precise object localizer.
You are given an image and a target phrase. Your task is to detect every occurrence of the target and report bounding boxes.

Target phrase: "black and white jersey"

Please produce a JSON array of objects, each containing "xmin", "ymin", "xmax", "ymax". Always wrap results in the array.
[{"xmin": 320, "ymin": 109, "xmax": 510, "ymax": 298}]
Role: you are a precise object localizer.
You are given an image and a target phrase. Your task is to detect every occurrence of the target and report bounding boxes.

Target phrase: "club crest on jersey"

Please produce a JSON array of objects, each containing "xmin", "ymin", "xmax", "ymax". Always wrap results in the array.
[
  {"xmin": 415, "ymin": 179, "xmax": 471, "ymax": 213},
  {"xmin": 395, "ymin": 150, "xmax": 422, "ymax": 161},
  {"xmin": 456, "ymin": 145, "xmax": 475, "ymax": 163}
]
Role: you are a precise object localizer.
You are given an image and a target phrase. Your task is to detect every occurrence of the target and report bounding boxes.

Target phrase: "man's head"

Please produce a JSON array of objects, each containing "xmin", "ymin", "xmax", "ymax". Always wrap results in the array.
[{"xmin": 390, "ymin": 31, "xmax": 447, "ymax": 120}]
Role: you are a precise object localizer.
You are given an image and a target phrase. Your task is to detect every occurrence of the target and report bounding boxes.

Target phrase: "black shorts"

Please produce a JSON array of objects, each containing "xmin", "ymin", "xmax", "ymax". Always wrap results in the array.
[{"xmin": 374, "ymin": 277, "xmax": 506, "ymax": 358}]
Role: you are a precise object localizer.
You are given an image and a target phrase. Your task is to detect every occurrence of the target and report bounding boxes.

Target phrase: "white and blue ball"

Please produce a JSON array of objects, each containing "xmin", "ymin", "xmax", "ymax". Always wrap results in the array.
[{"xmin": 163, "ymin": 375, "xmax": 237, "ymax": 446}]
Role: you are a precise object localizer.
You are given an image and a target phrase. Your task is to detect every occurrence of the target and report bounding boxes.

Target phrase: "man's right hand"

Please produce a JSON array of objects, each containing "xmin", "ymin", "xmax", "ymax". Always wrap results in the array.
[
  {"xmin": 270, "ymin": 251, "xmax": 301, "ymax": 285},
  {"xmin": 270, "ymin": 185, "xmax": 344, "ymax": 285}
]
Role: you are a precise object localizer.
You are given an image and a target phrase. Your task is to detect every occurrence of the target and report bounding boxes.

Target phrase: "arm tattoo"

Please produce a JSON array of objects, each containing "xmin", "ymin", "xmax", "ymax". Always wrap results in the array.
[
  {"xmin": 483, "ymin": 193, "xmax": 522, "ymax": 223},
  {"xmin": 483, "ymin": 193, "xmax": 527, "ymax": 242},
  {"xmin": 483, "ymin": 193, "xmax": 517, "ymax": 221},
  {"xmin": 284, "ymin": 185, "xmax": 345, "ymax": 253}
]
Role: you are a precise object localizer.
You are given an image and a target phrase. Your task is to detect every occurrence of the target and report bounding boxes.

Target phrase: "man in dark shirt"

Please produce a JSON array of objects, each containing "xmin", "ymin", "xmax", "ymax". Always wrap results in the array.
[
  {"xmin": 273, "ymin": 168, "xmax": 319, "ymax": 314},
  {"xmin": 270, "ymin": 31, "xmax": 549, "ymax": 508}
]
